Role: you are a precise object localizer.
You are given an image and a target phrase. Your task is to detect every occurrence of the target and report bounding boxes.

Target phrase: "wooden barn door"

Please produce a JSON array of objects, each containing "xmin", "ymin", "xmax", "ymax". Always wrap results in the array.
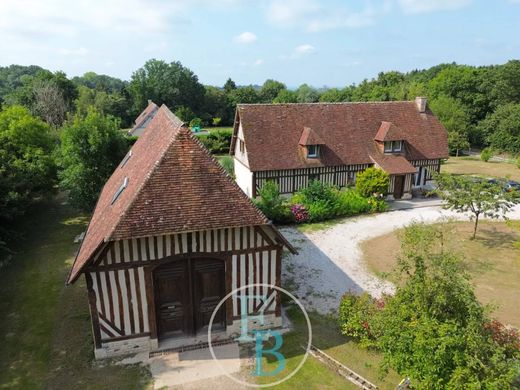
[
  {"xmin": 154, "ymin": 258, "xmax": 226, "ymax": 340},
  {"xmin": 193, "ymin": 259, "xmax": 226, "ymax": 333},
  {"xmin": 154, "ymin": 261, "xmax": 191, "ymax": 339}
]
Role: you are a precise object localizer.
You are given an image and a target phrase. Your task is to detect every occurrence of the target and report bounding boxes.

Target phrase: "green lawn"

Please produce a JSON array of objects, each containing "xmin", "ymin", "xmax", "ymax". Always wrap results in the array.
[
  {"xmin": 202, "ymin": 126, "xmax": 233, "ymax": 133},
  {"xmin": 361, "ymin": 221, "xmax": 520, "ymax": 328},
  {"xmin": 442, "ymin": 156, "xmax": 520, "ymax": 181},
  {"xmin": 256, "ymin": 307, "xmax": 402, "ymax": 389},
  {"xmin": 0, "ymin": 195, "xmax": 151, "ymax": 389}
]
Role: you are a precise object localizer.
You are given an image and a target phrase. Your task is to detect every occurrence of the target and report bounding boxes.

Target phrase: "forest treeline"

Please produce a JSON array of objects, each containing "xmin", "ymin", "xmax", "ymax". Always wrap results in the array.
[{"xmin": 1, "ymin": 58, "xmax": 520, "ymax": 264}]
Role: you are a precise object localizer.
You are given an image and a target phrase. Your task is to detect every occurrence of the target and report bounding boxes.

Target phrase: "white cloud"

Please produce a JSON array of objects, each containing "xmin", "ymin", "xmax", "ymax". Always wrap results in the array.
[
  {"xmin": 267, "ymin": 0, "xmax": 391, "ymax": 32},
  {"xmin": 295, "ymin": 44, "xmax": 316, "ymax": 55},
  {"xmin": 398, "ymin": 0, "xmax": 471, "ymax": 14},
  {"xmin": 253, "ymin": 59, "xmax": 265, "ymax": 66},
  {"xmin": 233, "ymin": 31, "xmax": 258, "ymax": 44},
  {"xmin": 58, "ymin": 47, "xmax": 88, "ymax": 56}
]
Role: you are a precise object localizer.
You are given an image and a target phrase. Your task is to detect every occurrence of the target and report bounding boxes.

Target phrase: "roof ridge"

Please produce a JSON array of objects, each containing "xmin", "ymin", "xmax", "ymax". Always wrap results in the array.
[
  {"xmin": 107, "ymin": 106, "xmax": 186, "ymax": 241},
  {"xmin": 238, "ymin": 101, "xmax": 415, "ymax": 106}
]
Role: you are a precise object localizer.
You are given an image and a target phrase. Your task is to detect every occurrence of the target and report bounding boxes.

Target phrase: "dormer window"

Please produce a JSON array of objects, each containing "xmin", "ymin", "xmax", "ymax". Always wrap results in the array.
[
  {"xmin": 384, "ymin": 140, "xmax": 403, "ymax": 153},
  {"xmin": 307, "ymin": 145, "xmax": 319, "ymax": 158}
]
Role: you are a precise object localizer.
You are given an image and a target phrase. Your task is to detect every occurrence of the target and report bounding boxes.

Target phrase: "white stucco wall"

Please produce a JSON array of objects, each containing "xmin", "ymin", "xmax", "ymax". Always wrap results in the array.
[{"xmin": 234, "ymin": 159, "xmax": 253, "ymax": 197}]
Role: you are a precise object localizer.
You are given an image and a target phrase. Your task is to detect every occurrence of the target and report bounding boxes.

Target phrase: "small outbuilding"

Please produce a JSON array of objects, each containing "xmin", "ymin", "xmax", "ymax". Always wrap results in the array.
[{"xmin": 68, "ymin": 105, "xmax": 295, "ymax": 359}]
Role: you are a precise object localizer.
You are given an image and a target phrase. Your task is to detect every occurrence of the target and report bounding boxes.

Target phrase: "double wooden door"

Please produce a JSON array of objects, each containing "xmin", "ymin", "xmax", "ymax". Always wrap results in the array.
[{"xmin": 154, "ymin": 258, "xmax": 226, "ymax": 340}]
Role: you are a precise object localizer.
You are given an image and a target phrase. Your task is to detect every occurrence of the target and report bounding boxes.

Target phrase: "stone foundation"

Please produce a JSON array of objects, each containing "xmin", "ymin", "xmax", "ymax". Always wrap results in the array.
[
  {"xmin": 94, "ymin": 315, "xmax": 283, "ymax": 359},
  {"xmin": 94, "ymin": 336, "xmax": 157, "ymax": 359}
]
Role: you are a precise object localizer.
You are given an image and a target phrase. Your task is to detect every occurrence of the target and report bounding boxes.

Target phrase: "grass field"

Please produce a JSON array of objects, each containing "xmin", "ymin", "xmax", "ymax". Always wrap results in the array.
[
  {"xmin": 0, "ymin": 195, "xmax": 152, "ymax": 389},
  {"xmin": 202, "ymin": 126, "xmax": 233, "ymax": 133},
  {"xmin": 442, "ymin": 156, "xmax": 520, "ymax": 181},
  {"xmin": 361, "ymin": 221, "xmax": 520, "ymax": 328},
  {"xmin": 256, "ymin": 307, "xmax": 402, "ymax": 389}
]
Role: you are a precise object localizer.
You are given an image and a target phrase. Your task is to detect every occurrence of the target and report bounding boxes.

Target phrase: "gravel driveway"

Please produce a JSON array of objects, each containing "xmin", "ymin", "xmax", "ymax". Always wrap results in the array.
[{"xmin": 279, "ymin": 205, "xmax": 520, "ymax": 315}]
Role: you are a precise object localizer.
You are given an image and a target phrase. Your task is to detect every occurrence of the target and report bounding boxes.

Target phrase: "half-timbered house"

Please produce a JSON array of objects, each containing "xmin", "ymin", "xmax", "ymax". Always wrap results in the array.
[
  {"xmin": 231, "ymin": 97, "xmax": 449, "ymax": 199},
  {"xmin": 67, "ymin": 105, "xmax": 295, "ymax": 359}
]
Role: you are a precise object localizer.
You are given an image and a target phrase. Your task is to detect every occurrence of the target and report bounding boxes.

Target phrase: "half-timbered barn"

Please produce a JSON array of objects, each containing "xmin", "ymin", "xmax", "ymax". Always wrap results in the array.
[
  {"xmin": 231, "ymin": 97, "xmax": 449, "ymax": 199},
  {"xmin": 67, "ymin": 105, "xmax": 295, "ymax": 359}
]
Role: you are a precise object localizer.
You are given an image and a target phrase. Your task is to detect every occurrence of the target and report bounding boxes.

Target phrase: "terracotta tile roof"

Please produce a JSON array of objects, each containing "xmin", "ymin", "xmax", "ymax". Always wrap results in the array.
[
  {"xmin": 68, "ymin": 105, "xmax": 276, "ymax": 283},
  {"xmin": 374, "ymin": 121, "xmax": 406, "ymax": 142},
  {"xmin": 299, "ymin": 127, "xmax": 325, "ymax": 145},
  {"xmin": 370, "ymin": 153, "xmax": 417, "ymax": 175},
  {"xmin": 128, "ymin": 100, "xmax": 159, "ymax": 136},
  {"xmin": 233, "ymin": 101, "xmax": 448, "ymax": 171}
]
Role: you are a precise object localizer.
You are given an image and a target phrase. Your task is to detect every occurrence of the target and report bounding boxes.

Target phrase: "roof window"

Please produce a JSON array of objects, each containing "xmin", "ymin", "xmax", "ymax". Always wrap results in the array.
[
  {"xmin": 111, "ymin": 177, "xmax": 129, "ymax": 204},
  {"xmin": 120, "ymin": 150, "xmax": 132, "ymax": 168}
]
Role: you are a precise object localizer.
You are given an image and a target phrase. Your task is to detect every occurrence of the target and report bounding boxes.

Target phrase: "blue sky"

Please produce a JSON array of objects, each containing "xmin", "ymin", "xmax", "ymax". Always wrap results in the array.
[{"xmin": 1, "ymin": 0, "xmax": 519, "ymax": 87}]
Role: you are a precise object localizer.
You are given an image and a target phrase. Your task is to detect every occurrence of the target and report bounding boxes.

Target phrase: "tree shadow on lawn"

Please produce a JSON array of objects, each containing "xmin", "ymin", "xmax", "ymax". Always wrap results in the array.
[
  {"xmin": 0, "ymin": 195, "xmax": 152, "ymax": 390},
  {"xmin": 473, "ymin": 225, "xmax": 518, "ymax": 250}
]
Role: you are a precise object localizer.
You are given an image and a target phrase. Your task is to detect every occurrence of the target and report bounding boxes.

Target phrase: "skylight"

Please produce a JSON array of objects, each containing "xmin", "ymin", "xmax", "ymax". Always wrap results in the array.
[
  {"xmin": 120, "ymin": 150, "xmax": 132, "ymax": 168},
  {"xmin": 111, "ymin": 177, "xmax": 128, "ymax": 204}
]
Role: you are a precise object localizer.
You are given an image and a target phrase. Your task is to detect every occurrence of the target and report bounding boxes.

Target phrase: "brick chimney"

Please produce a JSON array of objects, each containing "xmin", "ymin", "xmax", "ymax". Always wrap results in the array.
[{"xmin": 415, "ymin": 97, "xmax": 427, "ymax": 113}]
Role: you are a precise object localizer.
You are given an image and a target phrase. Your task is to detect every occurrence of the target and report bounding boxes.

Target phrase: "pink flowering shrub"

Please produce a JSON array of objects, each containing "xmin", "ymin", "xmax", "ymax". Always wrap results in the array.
[{"xmin": 290, "ymin": 204, "xmax": 309, "ymax": 223}]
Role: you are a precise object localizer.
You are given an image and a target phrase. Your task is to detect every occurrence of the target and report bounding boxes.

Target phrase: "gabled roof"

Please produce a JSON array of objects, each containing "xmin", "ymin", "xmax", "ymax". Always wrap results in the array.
[
  {"xmin": 370, "ymin": 153, "xmax": 417, "ymax": 175},
  {"xmin": 232, "ymin": 101, "xmax": 448, "ymax": 171},
  {"xmin": 128, "ymin": 100, "xmax": 159, "ymax": 136},
  {"xmin": 299, "ymin": 127, "xmax": 325, "ymax": 145},
  {"xmin": 68, "ymin": 105, "xmax": 283, "ymax": 284},
  {"xmin": 374, "ymin": 121, "xmax": 406, "ymax": 142}
]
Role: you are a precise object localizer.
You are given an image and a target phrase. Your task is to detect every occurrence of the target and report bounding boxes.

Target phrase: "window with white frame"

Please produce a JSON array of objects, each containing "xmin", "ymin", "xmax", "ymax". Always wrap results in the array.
[
  {"xmin": 307, "ymin": 145, "xmax": 319, "ymax": 158},
  {"xmin": 384, "ymin": 140, "xmax": 403, "ymax": 153}
]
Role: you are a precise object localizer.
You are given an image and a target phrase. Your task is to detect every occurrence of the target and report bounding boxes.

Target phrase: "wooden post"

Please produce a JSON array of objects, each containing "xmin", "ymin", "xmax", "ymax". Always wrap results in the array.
[{"xmin": 85, "ymin": 273, "xmax": 102, "ymax": 349}]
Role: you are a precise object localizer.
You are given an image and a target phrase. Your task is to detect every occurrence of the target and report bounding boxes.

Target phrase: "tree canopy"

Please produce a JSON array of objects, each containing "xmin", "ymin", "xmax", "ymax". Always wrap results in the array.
[{"xmin": 57, "ymin": 109, "xmax": 128, "ymax": 211}]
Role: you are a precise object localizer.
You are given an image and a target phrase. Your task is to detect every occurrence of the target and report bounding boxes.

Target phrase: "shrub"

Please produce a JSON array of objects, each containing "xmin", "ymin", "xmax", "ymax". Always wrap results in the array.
[
  {"xmin": 197, "ymin": 129, "xmax": 233, "ymax": 154},
  {"xmin": 217, "ymin": 155, "xmax": 234, "ymax": 178},
  {"xmin": 212, "ymin": 117, "xmax": 222, "ymax": 126},
  {"xmin": 189, "ymin": 117, "xmax": 202, "ymax": 128},
  {"xmin": 291, "ymin": 180, "xmax": 382, "ymax": 222},
  {"xmin": 338, "ymin": 292, "xmax": 383, "ymax": 344},
  {"xmin": 254, "ymin": 181, "xmax": 293, "ymax": 223},
  {"xmin": 355, "ymin": 168, "xmax": 390, "ymax": 197},
  {"xmin": 290, "ymin": 204, "xmax": 309, "ymax": 223},
  {"xmin": 336, "ymin": 189, "xmax": 372, "ymax": 215},
  {"xmin": 480, "ymin": 147, "xmax": 493, "ymax": 162}
]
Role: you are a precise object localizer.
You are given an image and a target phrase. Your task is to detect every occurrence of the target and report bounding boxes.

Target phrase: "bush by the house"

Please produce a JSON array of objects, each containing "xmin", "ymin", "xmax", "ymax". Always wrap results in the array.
[
  {"xmin": 254, "ymin": 181, "xmax": 293, "ymax": 223},
  {"xmin": 254, "ymin": 180, "xmax": 386, "ymax": 224},
  {"xmin": 217, "ymin": 155, "xmax": 234, "ymax": 178},
  {"xmin": 480, "ymin": 147, "xmax": 493, "ymax": 162},
  {"xmin": 197, "ymin": 128, "xmax": 233, "ymax": 154},
  {"xmin": 290, "ymin": 204, "xmax": 309, "ymax": 223},
  {"xmin": 355, "ymin": 167, "xmax": 390, "ymax": 198}
]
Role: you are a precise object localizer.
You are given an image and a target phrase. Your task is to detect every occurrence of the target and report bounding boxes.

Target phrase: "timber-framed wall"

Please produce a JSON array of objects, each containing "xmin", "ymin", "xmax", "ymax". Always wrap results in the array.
[{"xmin": 85, "ymin": 225, "xmax": 284, "ymax": 358}]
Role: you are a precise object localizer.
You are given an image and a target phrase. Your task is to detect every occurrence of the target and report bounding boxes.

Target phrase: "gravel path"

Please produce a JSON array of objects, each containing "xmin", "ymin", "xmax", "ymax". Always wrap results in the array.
[{"xmin": 280, "ymin": 205, "xmax": 520, "ymax": 315}]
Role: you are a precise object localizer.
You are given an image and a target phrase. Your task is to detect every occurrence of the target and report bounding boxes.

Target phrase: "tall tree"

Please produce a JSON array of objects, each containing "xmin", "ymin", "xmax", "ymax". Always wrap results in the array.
[
  {"xmin": 128, "ymin": 59, "xmax": 205, "ymax": 117},
  {"xmin": 478, "ymin": 103, "xmax": 520, "ymax": 154},
  {"xmin": 259, "ymin": 79, "xmax": 286, "ymax": 103},
  {"xmin": 58, "ymin": 109, "xmax": 128, "ymax": 211},
  {"xmin": 295, "ymin": 84, "xmax": 319, "ymax": 103},
  {"xmin": 0, "ymin": 106, "xmax": 56, "ymax": 259},
  {"xmin": 429, "ymin": 95, "xmax": 470, "ymax": 155}
]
